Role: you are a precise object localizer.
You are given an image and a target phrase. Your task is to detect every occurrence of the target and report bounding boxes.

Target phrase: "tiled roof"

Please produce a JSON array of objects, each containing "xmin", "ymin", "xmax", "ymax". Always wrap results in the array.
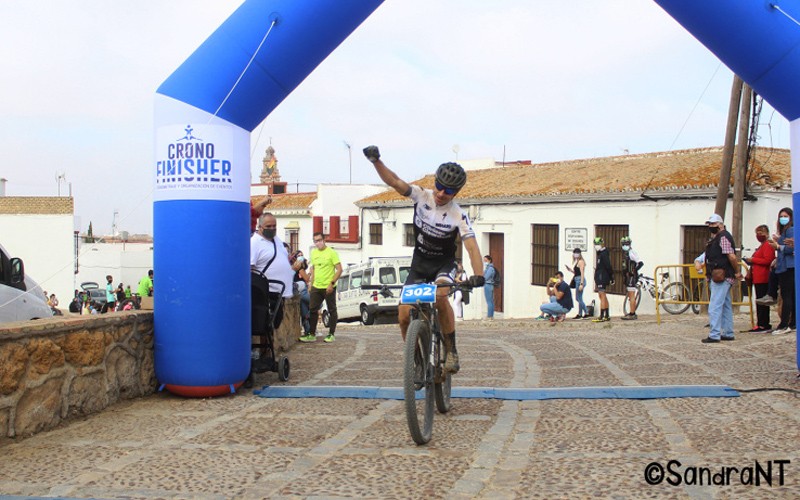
[
  {"xmin": 358, "ymin": 147, "xmax": 791, "ymax": 204},
  {"xmin": 251, "ymin": 192, "xmax": 317, "ymax": 211},
  {"xmin": 0, "ymin": 196, "xmax": 74, "ymax": 215}
]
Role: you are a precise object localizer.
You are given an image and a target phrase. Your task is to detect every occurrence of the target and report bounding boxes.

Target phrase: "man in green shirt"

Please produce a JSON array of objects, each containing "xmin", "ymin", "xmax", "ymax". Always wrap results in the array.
[
  {"xmin": 302, "ymin": 232, "xmax": 343, "ymax": 343},
  {"xmin": 138, "ymin": 270, "xmax": 154, "ymax": 297}
]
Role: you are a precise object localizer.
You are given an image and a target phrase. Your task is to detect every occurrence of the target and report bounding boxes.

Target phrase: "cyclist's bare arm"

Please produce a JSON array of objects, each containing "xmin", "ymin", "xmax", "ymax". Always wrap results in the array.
[
  {"xmin": 363, "ymin": 145, "xmax": 410, "ymax": 196},
  {"xmin": 463, "ymin": 237, "xmax": 483, "ymax": 278}
]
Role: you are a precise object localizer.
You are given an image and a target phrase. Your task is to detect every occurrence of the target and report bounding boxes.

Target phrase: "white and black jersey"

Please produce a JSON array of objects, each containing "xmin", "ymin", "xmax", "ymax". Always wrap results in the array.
[{"xmin": 406, "ymin": 185, "xmax": 475, "ymax": 260}]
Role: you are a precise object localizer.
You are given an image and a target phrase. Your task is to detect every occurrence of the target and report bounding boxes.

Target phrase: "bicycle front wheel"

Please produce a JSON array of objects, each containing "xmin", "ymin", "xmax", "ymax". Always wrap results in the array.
[
  {"xmin": 660, "ymin": 282, "xmax": 690, "ymax": 315},
  {"xmin": 404, "ymin": 319, "xmax": 434, "ymax": 445}
]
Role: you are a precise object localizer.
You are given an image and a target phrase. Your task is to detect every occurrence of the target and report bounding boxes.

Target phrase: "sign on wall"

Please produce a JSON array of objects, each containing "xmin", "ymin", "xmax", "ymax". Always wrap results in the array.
[{"xmin": 565, "ymin": 227, "xmax": 588, "ymax": 252}]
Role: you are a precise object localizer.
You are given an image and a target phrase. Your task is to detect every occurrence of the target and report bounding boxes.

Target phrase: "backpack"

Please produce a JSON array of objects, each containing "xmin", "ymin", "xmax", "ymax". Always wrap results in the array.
[{"xmin": 493, "ymin": 267, "xmax": 501, "ymax": 286}]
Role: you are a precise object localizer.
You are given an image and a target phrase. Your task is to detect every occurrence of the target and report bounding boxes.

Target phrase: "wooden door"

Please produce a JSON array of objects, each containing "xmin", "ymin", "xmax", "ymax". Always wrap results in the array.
[{"xmin": 489, "ymin": 233, "xmax": 504, "ymax": 312}]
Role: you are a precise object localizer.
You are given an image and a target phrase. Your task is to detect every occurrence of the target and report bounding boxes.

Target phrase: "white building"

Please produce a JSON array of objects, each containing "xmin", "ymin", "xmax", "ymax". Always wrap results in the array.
[
  {"xmin": 0, "ymin": 196, "xmax": 76, "ymax": 304},
  {"xmin": 355, "ymin": 147, "xmax": 792, "ymax": 319}
]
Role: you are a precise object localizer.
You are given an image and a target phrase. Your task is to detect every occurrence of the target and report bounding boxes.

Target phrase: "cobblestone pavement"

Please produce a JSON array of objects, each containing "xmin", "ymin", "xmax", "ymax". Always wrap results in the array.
[{"xmin": 1, "ymin": 312, "xmax": 798, "ymax": 499}]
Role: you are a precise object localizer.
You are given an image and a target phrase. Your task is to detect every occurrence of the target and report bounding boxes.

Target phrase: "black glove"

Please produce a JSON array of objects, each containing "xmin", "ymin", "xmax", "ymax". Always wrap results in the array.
[
  {"xmin": 363, "ymin": 145, "xmax": 380, "ymax": 163},
  {"xmin": 468, "ymin": 275, "xmax": 485, "ymax": 288}
]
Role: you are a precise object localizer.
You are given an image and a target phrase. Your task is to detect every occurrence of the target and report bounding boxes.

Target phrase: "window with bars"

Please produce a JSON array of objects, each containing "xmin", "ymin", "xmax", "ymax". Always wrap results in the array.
[
  {"xmin": 594, "ymin": 224, "xmax": 629, "ymax": 295},
  {"xmin": 682, "ymin": 226, "xmax": 709, "ymax": 265},
  {"xmin": 369, "ymin": 223, "xmax": 383, "ymax": 245},
  {"xmin": 531, "ymin": 224, "xmax": 559, "ymax": 286},
  {"xmin": 403, "ymin": 224, "xmax": 415, "ymax": 247}
]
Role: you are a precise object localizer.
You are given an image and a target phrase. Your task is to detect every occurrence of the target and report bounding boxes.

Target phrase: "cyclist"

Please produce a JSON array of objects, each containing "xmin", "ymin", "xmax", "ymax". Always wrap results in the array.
[
  {"xmin": 621, "ymin": 236, "xmax": 644, "ymax": 320},
  {"xmin": 363, "ymin": 145, "xmax": 485, "ymax": 374},
  {"xmin": 592, "ymin": 236, "xmax": 614, "ymax": 322}
]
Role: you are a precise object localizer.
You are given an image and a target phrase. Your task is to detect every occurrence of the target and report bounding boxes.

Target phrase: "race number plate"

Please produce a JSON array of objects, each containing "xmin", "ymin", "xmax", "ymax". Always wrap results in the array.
[{"xmin": 400, "ymin": 283, "xmax": 437, "ymax": 304}]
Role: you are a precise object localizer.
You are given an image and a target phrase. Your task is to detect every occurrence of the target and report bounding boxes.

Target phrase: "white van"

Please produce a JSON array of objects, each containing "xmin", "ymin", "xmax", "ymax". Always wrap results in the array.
[
  {"xmin": 322, "ymin": 256, "xmax": 411, "ymax": 326},
  {"xmin": 0, "ymin": 243, "xmax": 53, "ymax": 323}
]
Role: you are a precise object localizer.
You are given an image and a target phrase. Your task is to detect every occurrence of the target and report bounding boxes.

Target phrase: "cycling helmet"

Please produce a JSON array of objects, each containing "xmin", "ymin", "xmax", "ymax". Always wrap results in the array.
[
  {"xmin": 620, "ymin": 236, "xmax": 632, "ymax": 245},
  {"xmin": 593, "ymin": 236, "xmax": 604, "ymax": 245},
  {"xmin": 435, "ymin": 162, "xmax": 467, "ymax": 191}
]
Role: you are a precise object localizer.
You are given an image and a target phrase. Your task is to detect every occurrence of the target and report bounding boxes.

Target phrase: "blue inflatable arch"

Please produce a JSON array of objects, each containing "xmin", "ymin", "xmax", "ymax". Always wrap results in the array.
[
  {"xmin": 655, "ymin": 0, "xmax": 800, "ymax": 371},
  {"xmin": 155, "ymin": 0, "xmax": 800, "ymax": 396},
  {"xmin": 154, "ymin": 0, "xmax": 384, "ymax": 397}
]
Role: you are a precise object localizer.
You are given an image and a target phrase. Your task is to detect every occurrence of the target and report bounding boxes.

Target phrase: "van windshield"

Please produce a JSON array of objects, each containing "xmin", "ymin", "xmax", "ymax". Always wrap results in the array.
[{"xmin": 379, "ymin": 267, "xmax": 397, "ymax": 284}]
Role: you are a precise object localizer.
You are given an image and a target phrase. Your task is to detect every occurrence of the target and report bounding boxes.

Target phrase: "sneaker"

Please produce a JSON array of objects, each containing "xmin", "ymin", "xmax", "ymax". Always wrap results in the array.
[
  {"xmin": 572, "ymin": 314, "xmax": 583, "ymax": 320},
  {"xmin": 746, "ymin": 326, "xmax": 767, "ymax": 333},
  {"xmin": 535, "ymin": 314, "xmax": 550, "ymax": 321},
  {"xmin": 755, "ymin": 295, "xmax": 777, "ymax": 306},
  {"xmin": 299, "ymin": 334, "xmax": 316, "ymax": 343},
  {"xmin": 720, "ymin": 336, "xmax": 735, "ymax": 341},
  {"xmin": 444, "ymin": 350, "xmax": 460, "ymax": 374},
  {"xmin": 701, "ymin": 337, "xmax": 720, "ymax": 343},
  {"xmin": 323, "ymin": 334, "xmax": 335, "ymax": 343},
  {"xmin": 621, "ymin": 313, "xmax": 638, "ymax": 321},
  {"xmin": 772, "ymin": 327, "xmax": 791, "ymax": 335},
  {"xmin": 557, "ymin": 314, "xmax": 566, "ymax": 322}
]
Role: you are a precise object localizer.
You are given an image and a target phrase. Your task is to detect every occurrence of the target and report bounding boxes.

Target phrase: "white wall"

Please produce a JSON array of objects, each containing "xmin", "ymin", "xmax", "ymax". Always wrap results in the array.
[
  {"xmin": 360, "ymin": 192, "xmax": 793, "ymax": 319},
  {"xmin": 0, "ymin": 214, "xmax": 75, "ymax": 304},
  {"xmin": 75, "ymin": 241, "xmax": 154, "ymax": 294},
  {"xmin": 312, "ymin": 184, "xmax": 387, "ymax": 216}
]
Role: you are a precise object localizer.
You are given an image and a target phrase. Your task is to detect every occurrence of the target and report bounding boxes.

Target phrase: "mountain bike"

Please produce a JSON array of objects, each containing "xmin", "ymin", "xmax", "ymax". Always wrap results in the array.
[
  {"xmin": 623, "ymin": 272, "xmax": 691, "ymax": 315},
  {"xmin": 363, "ymin": 281, "xmax": 467, "ymax": 445}
]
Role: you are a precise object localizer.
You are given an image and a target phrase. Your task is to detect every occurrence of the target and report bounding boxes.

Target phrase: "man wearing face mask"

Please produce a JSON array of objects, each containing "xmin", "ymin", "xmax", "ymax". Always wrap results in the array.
[
  {"xmin": 700, "ymin": 213, "xmax": 741, "ymax": 343},
  {"xmin": 250, "ymin": 213, "xmax": 295, "ymax": 333},
  {"xmin": 592, "ymin": 237, "xmax": 614, "ymax": 322},
  {"xmin": 620, "ymin": 236, "xmax": 644, "ymax": 320}
]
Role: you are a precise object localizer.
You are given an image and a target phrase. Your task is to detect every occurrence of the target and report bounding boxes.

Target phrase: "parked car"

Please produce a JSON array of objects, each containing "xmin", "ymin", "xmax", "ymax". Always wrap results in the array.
[
  {"xmin": 322, "ymin": 256, "xmax": 411, "ymax": 326},
  {"xmin": 80, "ymin": 282, "xmax": 108, "ymax": 306},
  {"xmin": 0, "ymin": 243, "xmax": 55, "ymax": 323}
]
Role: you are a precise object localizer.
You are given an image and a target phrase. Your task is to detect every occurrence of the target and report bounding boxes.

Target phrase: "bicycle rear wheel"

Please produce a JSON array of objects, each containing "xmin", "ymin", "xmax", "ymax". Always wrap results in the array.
[
  {"xmin": 404, "ymin": 319, "xmax": 434, "ymax": 445},
  {"xmin": 434, "ymin": 336, "xmax": 452, "ymax": 413},
  {"xmin": 622, "ymin": 287, "xmax": 642, "ymax": 315},
  {"xmin": 660, "ymin": 282, "xmax": 690, "ymax": 315}
]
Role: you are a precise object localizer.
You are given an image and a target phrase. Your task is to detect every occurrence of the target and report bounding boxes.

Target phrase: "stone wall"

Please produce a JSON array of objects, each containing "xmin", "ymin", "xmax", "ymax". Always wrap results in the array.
[
  {"xmin": 0, "ymin": 313, "xmax": 156, "ymax": 439},
  {"xmin": 0, "ymin": 297, "xmax": 300, "ymax": 440}
]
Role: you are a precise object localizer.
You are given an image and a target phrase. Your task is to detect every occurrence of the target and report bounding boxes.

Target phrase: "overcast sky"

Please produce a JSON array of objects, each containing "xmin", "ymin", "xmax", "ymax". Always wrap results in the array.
[{"xmin": 0, "ymin": 1, "xmax": 791, "ymax": 236}]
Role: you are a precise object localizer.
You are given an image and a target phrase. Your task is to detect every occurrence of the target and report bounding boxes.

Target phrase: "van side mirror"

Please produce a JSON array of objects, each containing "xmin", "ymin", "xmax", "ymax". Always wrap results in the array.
[{"xmin": 9, "ymin": 257, "xmax": 24, "ymax": 284}]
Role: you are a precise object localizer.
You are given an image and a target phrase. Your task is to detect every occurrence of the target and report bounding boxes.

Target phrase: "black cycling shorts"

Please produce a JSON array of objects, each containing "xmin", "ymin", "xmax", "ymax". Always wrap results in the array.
[
  {"xmin": 625, "ymin": 272, "xmax": 638, "ymax": 291},
  {"xmin": 405, "ymin": 257, "xmax": 458, "ymax": 285}
]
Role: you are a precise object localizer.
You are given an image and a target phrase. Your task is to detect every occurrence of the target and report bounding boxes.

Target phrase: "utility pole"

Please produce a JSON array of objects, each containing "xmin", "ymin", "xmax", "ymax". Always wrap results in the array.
[
  {"xmin": 714, "ymin": 75, "xmax": 744, "ymax": 218},
  {"xmin": 731, "ymin": 84, "xmax": 752, "ymax": 257}
]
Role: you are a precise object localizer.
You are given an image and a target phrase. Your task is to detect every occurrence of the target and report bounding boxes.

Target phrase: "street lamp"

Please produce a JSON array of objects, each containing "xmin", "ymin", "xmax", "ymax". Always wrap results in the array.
[{"xmin": 343, "ymin": 141, "xmax": 352, "ymax": 184}]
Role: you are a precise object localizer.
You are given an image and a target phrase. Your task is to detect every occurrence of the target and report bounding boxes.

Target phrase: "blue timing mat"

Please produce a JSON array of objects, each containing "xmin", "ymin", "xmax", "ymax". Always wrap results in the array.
[{"xmin": 255, "ymin": 385, "xmax": 739, "ymax": 400}]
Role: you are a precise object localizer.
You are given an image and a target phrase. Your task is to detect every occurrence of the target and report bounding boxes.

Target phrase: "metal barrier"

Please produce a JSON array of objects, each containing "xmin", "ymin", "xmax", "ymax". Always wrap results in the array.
[{"xmin": 653, "ymin": 263, "xmax": 754, "ymax": 326}]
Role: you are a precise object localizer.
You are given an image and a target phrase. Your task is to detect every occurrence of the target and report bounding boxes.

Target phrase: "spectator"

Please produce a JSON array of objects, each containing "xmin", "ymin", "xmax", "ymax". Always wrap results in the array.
[
  {"xmin": 698, "ymin": 214, "xmax": 741, "ymax": 343},
  {"xmin": 564, "ymin": 248, "xmax": 588, "ymax": 319},
  {"xmin": 68, "ymin": 295, "xmax": 82, "ymax": 314},
  {"xmin": 116, "ymin": 283, "xmax": 126, "ymax": 308},
  {"xmin": 303, "ymin": 232, "xmax": 343, "ymax": 343},
  {"xmin": 138, "ymin": 270, "xmax": 154, "ymax": 297},
  {"xmin": 483, "ymin": 255, "xmax": 497, "ymax": 320},
  {"xmin": 452, "ymin": 259, "xmax": 468, "ymax": 320},
  {"xmin": 125, "ymin": 285, "xmax": 132, "ymax": 299},
  {"xmin": 768, "ymin": 208, "xmax": 795, "ymax": 335},
  {"xmin": 250, "ymin": 194, "xmax": 272, "ymax": 234},
  {"xmin": 105, "ymin": 275, "xmax": 116, "ymax": 312},
  {"xmin": 744, "ymin": 224, "xmax": 776, "ymax": 332},
  {"xmin": 592, "ymin": 237, "xmax": 614, "ymax": 322},
  {"xmin": 620, "ymin": 236, "xmax": 644, "ymax": 320},
  {"xmin": 291, "ymin": 250, "xmax": 311, "ymax": 336},
  {"xmin": 47, "ymin": 293, "xmax": 59, "ymax": 308},
  {"xmin": 250, "ymin": 212, "xmax": 294, "ymax": 334},
  {"xmin": 539, "ymin": 271, "xmax": 573, "ymax": 323}
]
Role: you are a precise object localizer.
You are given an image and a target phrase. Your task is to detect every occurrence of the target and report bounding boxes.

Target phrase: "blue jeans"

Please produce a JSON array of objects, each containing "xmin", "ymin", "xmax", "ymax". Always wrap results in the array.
[
  {"xmin": 573, "ymin": 276, "xmax": 587, "ymax": 315},
  {"xmin": 708, "ymin": 279, "xmax": 734, "ymax": 340},
  {"xmin": 484, "ymin": 284, "xmax": 495, "ymax": 318},
  {"xmin": 540, "ymin": 296, "xmax": 570, "ymax": 316}
]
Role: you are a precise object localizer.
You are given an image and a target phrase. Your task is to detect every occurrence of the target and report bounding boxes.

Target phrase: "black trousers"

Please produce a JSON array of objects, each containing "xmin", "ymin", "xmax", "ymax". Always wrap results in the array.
[
  {"xmin": 777, "ymin": 270, "xmax": 796, "ymax": 329},
  {"xmin": 753, "ymin": 283, "xmax": 771, "ymax": 329},
  {"xmin": 309, "ymin": 286, "xmax": 337, "ymax": 335}
]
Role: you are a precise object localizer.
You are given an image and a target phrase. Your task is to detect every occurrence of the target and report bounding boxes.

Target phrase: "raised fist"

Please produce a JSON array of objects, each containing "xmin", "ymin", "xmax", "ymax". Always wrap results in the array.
[
  {"xmin": 363, "ymin": 145, "xmax": 380, "ymax": 163},
  {"xmin": 468, "ymin": 275, "xmax": 485, "ymax": 288}
]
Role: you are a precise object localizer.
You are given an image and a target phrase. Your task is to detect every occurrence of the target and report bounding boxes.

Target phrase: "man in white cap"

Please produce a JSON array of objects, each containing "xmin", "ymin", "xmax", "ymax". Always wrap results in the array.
[{"xmin": 697, "ymin": 214, "xmax": 741, "ymax": 343}]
